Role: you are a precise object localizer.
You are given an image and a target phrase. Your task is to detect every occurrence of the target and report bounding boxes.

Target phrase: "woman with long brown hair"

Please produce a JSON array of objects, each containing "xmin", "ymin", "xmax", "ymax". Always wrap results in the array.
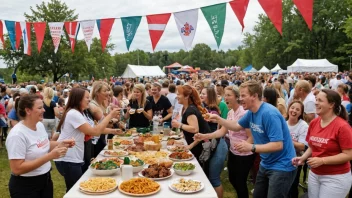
[
  {"xmin": 292, "ymin": 89, "xmax": 352, "ymax": 198},
  {"xmin": 55, "ymin": 88, "xmax": 120, "ymax": 192}
]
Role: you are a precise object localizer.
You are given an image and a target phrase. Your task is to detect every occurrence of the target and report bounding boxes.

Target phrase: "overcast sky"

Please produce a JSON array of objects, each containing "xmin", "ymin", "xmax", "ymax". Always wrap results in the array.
[{"xmin": 0, "ymin": 0, "xmax": 265, "ymax": 68}]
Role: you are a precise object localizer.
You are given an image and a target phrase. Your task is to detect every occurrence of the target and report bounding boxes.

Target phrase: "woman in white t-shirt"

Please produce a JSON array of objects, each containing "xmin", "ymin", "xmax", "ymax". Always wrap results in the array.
[
  {"xmin": 6, "ymin": 94, "xmax": 75, "ymax": 198},
  {"xmin": 54, "ymin": 88, "xmax": 120, "ymax": 192},
  {"xmin": 287, "ymin": 100, "xmax": 308, "ymax": 198}
]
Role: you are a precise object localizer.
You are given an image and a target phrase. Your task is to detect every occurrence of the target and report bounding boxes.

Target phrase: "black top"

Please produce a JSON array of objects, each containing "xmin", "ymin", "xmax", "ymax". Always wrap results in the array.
[
  {"xmin": 147, "ymin": 95, "xmax": 172, "ymax": 122},
  {"xmin": 181, "ymin": 104, "xmax": 211, "ymax": 159},
  {"xmin": 128, "ymin": 99, "xmax": 152, "ymax": 128},
  {"xmin": 43, "ymin": 101, "xmax": 56, "ymax": 119}
]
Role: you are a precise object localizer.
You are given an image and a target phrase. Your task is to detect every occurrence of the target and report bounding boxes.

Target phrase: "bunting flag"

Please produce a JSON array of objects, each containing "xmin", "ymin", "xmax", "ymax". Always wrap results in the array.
[
  {"xmin": 15, "ymin": 22, "xmax": 22, "ymax": 50},
  {"xmin": 48, "ymin": 22, "xmax": 64, "ymax": 53},
  {"xmin": 64, "ymin": 21, "xmax": 80, "ymax": 52},
  {"xmin": 121, "ymin": 16, "xmax": 142, "ymax": 51},
  {"xmin": 20, "ymin": 22, "xmax": 31, "ymax": 55},
  {"xmin": 229, "ymin": 0, "xmax": 249, "ymax": 31},
  {"xmin": 201, "ymin": 3, "xmax": 226, "ymax": 48},
  {"xmin": 146, "ymin": 13, "xmax": 171, "ymax": 51},
  {"xmin": 80, "ymin": 20, "xmax": 95, "ymax": 52},
  {"xmin": 5, "ymin": 21, "xmax": 16, "ymax": 50},
  {"xmin": 293, "ymin": 0, "xmax": 313, "ymax": 30},
  {"xmin": 174, "ymin": 9, "xmax": 198, "ymax": 50},
  {"xmin": 0, "ymin": 21, "xmax": 5, "ymax": 49},
  {"xmin": 33, "ymin": 22, "xmax": 46, "ymax": 53},
  {"xmin": 96, "ymin": 18, "xmax": 115, "ymax": 51},
  {"xmin": 258, "ymin": 0, "xmax": 282, "ymax": 35}
]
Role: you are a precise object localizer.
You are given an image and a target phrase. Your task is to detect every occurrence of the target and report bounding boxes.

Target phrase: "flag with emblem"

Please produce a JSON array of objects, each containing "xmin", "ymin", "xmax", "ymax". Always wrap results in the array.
[
  {"xmin": 121, "ymin": 16, "xmax": 142, "ymax": 51},
  {"xmin": 0, "ymin": 21, "xmax": 5, "ymax": 49},
  {"xmin": 96, "ymin": 18, "xmax": 115, "ymax": 51},
  {"xmin": 146, "ymin": 13, "xmax": 171, "ymax": 51},
  {"xmin": 201, "ymin": 3, "xmax": 226, "ymax": 48},
  {"xmin": 48, "ymin": 22, "xmax": 64, "ymax": 53},
  {"xmin": 15, "ymin": 22, "xmax": 22, "ymax": 50},
  {"xmin": 174, "ymin": 9, "xmax": 198, "ymax": 50},
  {"xmin": 20, "ymin": 22, "xmax": 31, "ymax": 55},
  {"xmin": 5, "ymin": 21, "xmax": 16, "ymax": 50},
  {"xmin": 33, "ymin": 22, "xmax": 46, "ymax": 53},
  {"xmin": 80, "ymin": 20, "xmax": 95, "ymax": 52},
  {"xmin": 64, "ymin": 21, "xmax": 80, "ymax": 52}
]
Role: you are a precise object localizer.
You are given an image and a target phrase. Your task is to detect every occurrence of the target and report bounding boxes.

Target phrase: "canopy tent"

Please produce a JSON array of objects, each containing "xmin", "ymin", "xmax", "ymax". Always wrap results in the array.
[
  {"xmin": 178, "ymin": 65, "xmax": 197, "ymax": 73},
  {"xmin": 243, "ymin": 65, "xmax": 253, "ymax": 72},
  {"xmin": 121, "ymin": 64, "xmax": 166, "ymax": 78},
  {"xmin": 258, "ymin": 66, "xmax": 270, "ymax": 73},
  {"xmin": 287, "ymin": 59, "xmax": 338, "ymax": 72},
  {"xmin": 248, "ymin": 68, "xmax": 257, "ymax": 73},
  {"xmin": 271, "ymin": 64, "xmax": 282, "ymax": 72},
  {"xmin": 213, "ymin": 68, "xmax": 225, "ymax": 72},
  {"xmin": 278, "ymin": 70, "xmax": 288, "ymax": 74},
  {"xmin": 164, "ymin": 62, "xmax": 182, "ymax": 74}
]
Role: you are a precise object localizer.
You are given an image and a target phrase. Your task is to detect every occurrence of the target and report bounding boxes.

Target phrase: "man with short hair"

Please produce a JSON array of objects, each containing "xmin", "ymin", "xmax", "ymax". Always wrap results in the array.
[
  {"xmin": 166, "ymin": 84, "xmax": 177, "ymax": 107},
  {"xmin": 147, "ymin": 82, "xmax": 173, "ymax": 124},
  {"xmin": 295, "ymin": 80, "xmax": 316, "ymax": 124},
  {"xmin": 204, "ymin": 80, "xmax": 296, "ymax": 198},
  {"xmin": 331, "ymin": 75, "xmax": 343, "ymax": 90}
]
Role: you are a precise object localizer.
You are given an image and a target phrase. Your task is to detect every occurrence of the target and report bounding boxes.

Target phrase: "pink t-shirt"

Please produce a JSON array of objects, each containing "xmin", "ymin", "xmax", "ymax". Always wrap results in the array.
[{"xmin": 227, "ymin": 106, "xmax": 253, "ymax": 156}]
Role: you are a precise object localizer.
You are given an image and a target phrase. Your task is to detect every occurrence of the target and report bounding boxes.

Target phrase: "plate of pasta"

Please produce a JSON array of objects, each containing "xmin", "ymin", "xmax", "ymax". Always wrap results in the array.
[
  {"xmin": 169, "ymin": 178, "xmax": 204, "ymax": 194},
  {"xmin": 79, "ymin": 177, "xmax": 118, "ymax": 194},
  {"xmin": 118, "ymin": 178, "xmax": 161, "ymax": 196}
]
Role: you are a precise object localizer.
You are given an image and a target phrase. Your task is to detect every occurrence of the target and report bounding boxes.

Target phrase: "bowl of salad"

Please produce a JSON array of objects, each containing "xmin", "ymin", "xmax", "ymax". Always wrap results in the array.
[
  {"xmin": 172, "ymin": 162, "xmax": 195, "ymax": 176},
  {"xmin": 90, "ymin": 158, "xmax": 122, "ymax": 176}
]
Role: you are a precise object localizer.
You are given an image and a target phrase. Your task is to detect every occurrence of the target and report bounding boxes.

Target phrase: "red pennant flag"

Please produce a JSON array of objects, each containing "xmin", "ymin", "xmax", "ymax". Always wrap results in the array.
[
  {"xmin": 0, "ymin": 21, "xmax": 5, "ymax": 49},
  {"xmin": 15, "ymin": 22, "xmax": 22, "ymax": 50},
  {"xmin": 33, "ymin": 22, "xmax": 46, "ymax": 53},
  {"xmin": 64, "ymin": 21, "xmax": 80, "ymax": 52},
  {"xmin": 96, "ymin": 18, "xmax": 115, "ymax": 51},
  {"xmin": 146, "ymin": 13, "xmax": 171, "ymax": 51},
  {"xmin": 258, "ymin": 0, "xmax": 282, "ymax": 35},
  {"xmin": 293, "ymin": 0, "xmax": 313, "ymax": 30},
  {"xmin": 229, "ymin": 0, "xmax": 249, "ymax": 31}
]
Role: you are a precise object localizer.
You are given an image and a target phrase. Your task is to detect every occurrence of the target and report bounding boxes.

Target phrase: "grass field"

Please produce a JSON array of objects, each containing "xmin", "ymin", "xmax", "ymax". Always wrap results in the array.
[{"xmin": 0, "ymin": 147, "xmax": 307, "ymax": 198}]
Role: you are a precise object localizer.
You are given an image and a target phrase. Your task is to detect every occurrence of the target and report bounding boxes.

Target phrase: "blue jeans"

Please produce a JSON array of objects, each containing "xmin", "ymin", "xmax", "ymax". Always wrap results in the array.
[
  {"xmin": 55, "ymin": 161, "xmax": 84, "ymax": 192},
  {"xmin": 253, "ymin": 165, "xmax": 297, "ymax": 198},
  {"xmin": 208, "ymin": 138, "xmax": 228, "ymax": 187}
]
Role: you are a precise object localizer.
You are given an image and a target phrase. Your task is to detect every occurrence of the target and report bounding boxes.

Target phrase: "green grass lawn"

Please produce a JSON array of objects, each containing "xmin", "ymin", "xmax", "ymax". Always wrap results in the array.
[{"xmin": 0, "ymin": 147, "xmax": 307, "ymax": 198}]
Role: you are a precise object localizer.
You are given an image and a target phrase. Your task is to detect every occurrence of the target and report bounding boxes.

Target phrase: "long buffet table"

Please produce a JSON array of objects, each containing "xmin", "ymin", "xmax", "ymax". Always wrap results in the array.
[{"xmin": 64, "ymin": 136, "xmax": 218, "ymax": 198}]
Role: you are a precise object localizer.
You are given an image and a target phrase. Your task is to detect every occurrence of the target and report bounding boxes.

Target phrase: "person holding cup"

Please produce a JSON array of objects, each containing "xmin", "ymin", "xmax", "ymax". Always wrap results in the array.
[
  {"xmin": 6, "ymin": 94, "xmax": 75, "ymax": 198},
  {"xmin": 124, "ymin": 84, "xmax": 152, "ymax": 128}
]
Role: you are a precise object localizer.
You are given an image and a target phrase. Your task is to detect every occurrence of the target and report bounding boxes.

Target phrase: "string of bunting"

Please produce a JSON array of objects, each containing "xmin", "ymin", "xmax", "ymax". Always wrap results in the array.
[{"xmin": 0, "ymin": 0, "xmax": 313, "ymax": 55}]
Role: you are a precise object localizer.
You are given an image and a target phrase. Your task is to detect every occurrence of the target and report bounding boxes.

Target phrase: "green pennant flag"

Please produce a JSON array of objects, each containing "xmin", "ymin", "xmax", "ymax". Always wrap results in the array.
[
  {"xmin": 201, "ymin": 3, "xmax": 226, "ymax": 48},
  {"xmin": 121, "ymin": 16, "xmax": 142, "ymax": 50}
]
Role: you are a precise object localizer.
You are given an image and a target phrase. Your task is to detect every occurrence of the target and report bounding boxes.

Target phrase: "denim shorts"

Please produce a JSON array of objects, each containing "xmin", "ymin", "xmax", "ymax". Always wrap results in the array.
[{"xmin": 208, "ymin": 138, "xmax": 228, "ymax": 187}]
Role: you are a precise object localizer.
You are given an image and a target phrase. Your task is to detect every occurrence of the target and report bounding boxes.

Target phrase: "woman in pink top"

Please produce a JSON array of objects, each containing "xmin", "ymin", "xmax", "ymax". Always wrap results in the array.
[{"xmin": 195, "ymin": 85, "xmax": 254, "ymax": 198}]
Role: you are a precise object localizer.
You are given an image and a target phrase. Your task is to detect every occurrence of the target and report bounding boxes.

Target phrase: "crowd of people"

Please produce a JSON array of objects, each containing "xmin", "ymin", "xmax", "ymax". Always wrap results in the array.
[{"xmin": 2, "ymin": 70, "xmax": 352, "ymax": 198}]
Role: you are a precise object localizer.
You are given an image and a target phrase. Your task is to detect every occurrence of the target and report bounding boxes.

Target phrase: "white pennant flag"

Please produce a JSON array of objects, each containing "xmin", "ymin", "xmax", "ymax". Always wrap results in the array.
[
  {"xmin": 48, "ymin": 22, "xmax": 64, "ymax": 53},
  {"xmin": 174, "ymin": 9, "xmax": 198, "ymax": 50},
  {"xmin": 80, "ymin": 20, "xmax": 95, "ymax": 52},
  {"xmin": 20, "ymin": 22, "xmax": 31, "ymax": 55}
]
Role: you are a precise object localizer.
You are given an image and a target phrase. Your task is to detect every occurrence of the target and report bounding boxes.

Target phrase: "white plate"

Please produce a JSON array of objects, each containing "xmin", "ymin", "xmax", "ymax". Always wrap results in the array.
[
  {"xmin": 168, "ymin": 153, "xmax": 194, "ymax": 161},
  {"xmin": 138, "ymin": 168, "xmax": 174, "ymax": 181},
  {"xmin": 168, "ymin": 178, "xmax": 204, "ymax": 194},
  {"xmin": 101, "ymin": 151, "xmax": 129, "ymax": 157}
]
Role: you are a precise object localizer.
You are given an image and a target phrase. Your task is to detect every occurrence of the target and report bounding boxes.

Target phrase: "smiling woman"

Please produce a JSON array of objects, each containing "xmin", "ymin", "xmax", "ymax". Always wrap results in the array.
[{"xmin": 6, "ymin": 94, "xmax": 73, "ymax": 198}]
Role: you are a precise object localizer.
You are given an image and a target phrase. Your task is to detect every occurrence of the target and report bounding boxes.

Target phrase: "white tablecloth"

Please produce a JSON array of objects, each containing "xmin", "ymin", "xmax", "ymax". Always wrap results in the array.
[{"xmin": 64, "ymin": 138, "xmax": 218, "ymax": 198}]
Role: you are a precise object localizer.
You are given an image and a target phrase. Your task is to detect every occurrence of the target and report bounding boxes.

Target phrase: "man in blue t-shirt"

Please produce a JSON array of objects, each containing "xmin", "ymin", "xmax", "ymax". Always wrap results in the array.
[{"xmin": 207, "ymin": 80, "xmax": 297, "ymax": 198}]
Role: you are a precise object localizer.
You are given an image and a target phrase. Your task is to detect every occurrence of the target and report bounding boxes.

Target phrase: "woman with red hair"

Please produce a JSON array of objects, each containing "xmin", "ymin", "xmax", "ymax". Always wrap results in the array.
[{"xmin": 171, "ymin": 85, "xmax": 211, "ymax": 162}]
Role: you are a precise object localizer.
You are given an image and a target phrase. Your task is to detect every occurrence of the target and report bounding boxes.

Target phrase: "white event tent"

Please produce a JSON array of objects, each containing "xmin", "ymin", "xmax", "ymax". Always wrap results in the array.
[
  {"xmin": 121, "ymin": 64, "xmax": 166, "ymax": 78},
  {"xmin": 287, "ymin": 59, "xmax": 338, "ymax": 72},
  {"xmin": 247, "ymin": 68, "xmax": 258, "ymax": 73},
  {"xmin": 271, "ymin": 64, "xmax": 282, "ymax": 72},
  {"xmin": 258, "ymin": 66, "xmax": 270, "ymax": 73}
]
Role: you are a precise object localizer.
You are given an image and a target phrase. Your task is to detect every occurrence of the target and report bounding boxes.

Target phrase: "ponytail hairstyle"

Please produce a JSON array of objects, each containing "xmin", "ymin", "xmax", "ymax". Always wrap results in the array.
[
  {"xmin": 321, "ymin": 89, "xmax": 348, "ymax": 121},
  {"xmin": 177, "ymin": 85, "xmax": 207, "ymax": 114}
]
